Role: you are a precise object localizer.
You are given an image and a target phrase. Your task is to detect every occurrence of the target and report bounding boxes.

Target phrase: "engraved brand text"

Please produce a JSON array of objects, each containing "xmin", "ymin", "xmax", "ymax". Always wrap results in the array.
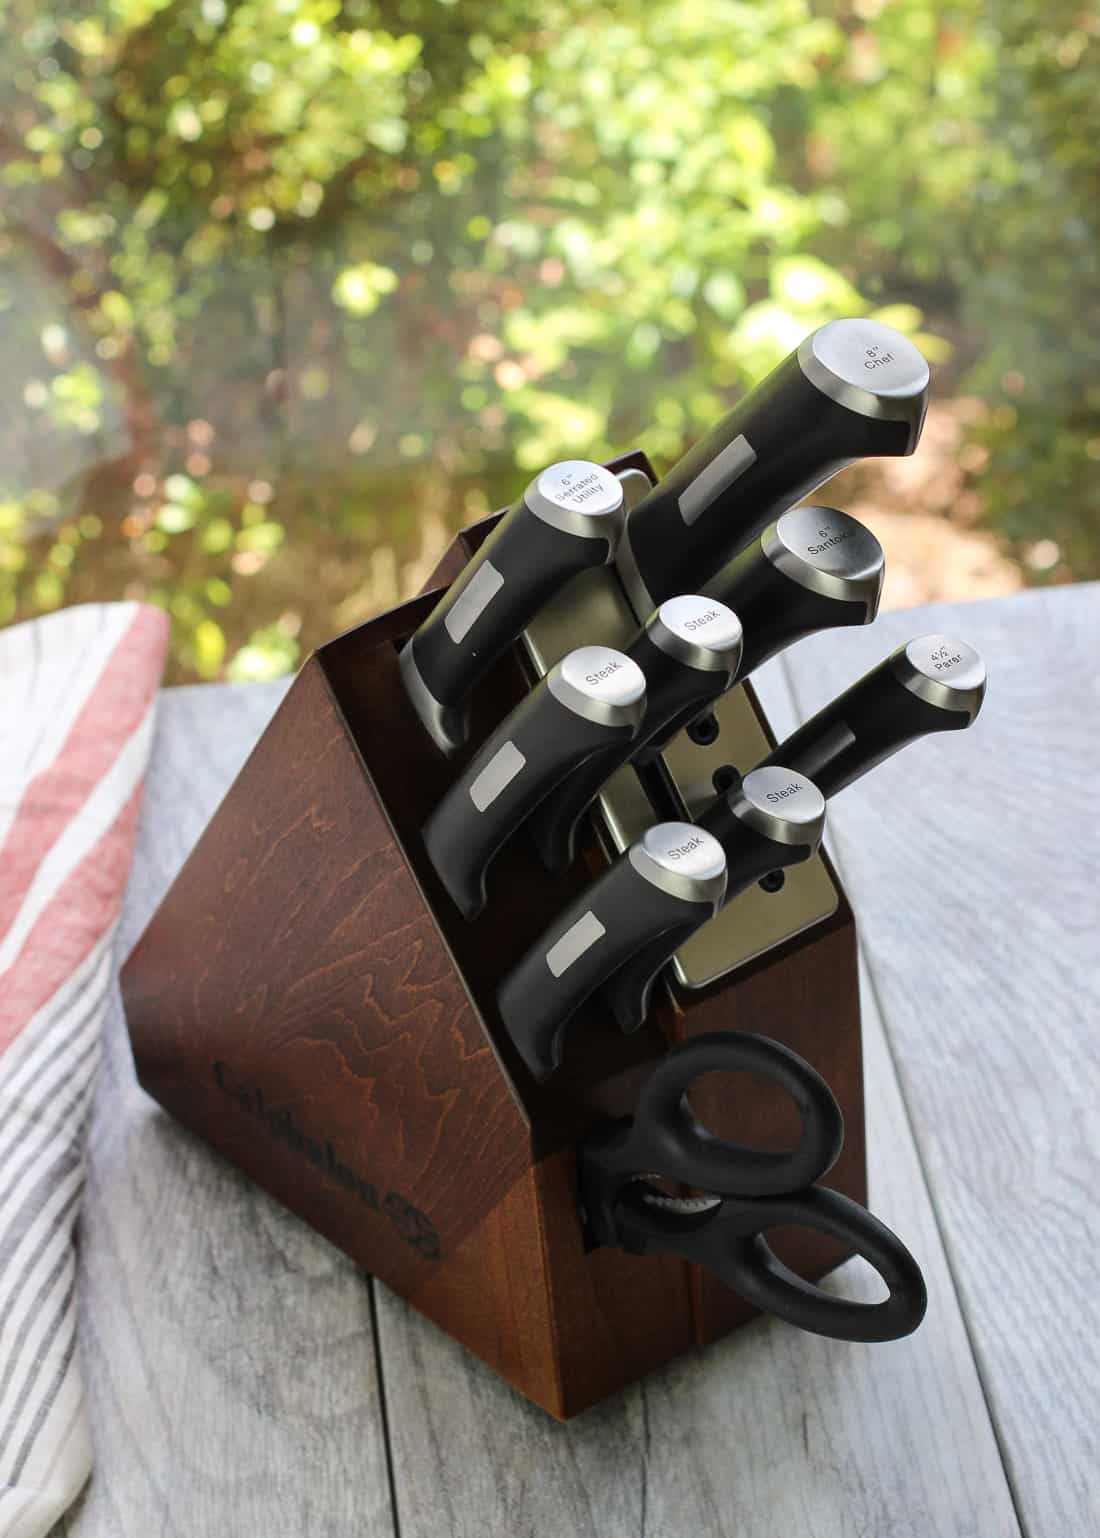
[
  {"xmin": 586, "ymin": 659, "xmax": 622, "ymax": 685},
  {"xmin": 766, "ymin": 782, "xmax": 803, "ymax": 804},
  {"xmin": 807, "ymin": 527, "xmax": 853, "ymax": 556},
  {"xmin": 929, "ymin": 646, "xmax": 963, "ymax": 671},
  {"xmin": 559, "ymin": 470, "xmax": 606, "ymax": 506},
  {"xmin": 668, "ymin": 834, "xmax": 704, "ymax": 858},
  {"xmin": 213, "ymin": 1061, "xmax": 441, "ymax": 1259}
]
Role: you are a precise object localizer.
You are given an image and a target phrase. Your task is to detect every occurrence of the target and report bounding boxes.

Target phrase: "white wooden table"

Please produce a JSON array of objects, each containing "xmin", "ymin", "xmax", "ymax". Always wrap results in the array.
[{"xmin": 53, "ymin": 585, "xmax": 1099, "ymax": 1537}]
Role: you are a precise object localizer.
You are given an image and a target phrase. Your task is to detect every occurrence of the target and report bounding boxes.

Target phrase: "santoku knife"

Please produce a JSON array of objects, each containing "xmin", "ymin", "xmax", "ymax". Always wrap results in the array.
[
  {"xmin": 400, "ymin": 459, "xmax": 625, "ymax": 753},
  {"xmin": 705, "ymin": 505, "xmax": 884, "ymax": 679},
  {"xmin": 422, "ymin": 644, "xmax": 645, "ymax": 920},
  {"xmin": 616, "ymin": 318, "xmax": 929, "ymax": 614}
]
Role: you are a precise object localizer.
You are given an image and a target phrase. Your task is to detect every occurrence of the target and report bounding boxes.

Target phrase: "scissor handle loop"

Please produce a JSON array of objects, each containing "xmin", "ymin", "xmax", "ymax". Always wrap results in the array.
[
  {"xmin": 715, "ymin": 1185, "xmax": 928, "ymax": 1341},
  {"xmin": 631, "ymin": 1031, "xmax": 844, "ymax": 1196}
]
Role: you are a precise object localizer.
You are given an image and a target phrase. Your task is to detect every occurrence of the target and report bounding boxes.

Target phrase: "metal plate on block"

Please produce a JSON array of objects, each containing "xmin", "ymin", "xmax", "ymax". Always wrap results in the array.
[{"xmin": 521, "ymin": 467, "xmax": 838, "ymax": 990}]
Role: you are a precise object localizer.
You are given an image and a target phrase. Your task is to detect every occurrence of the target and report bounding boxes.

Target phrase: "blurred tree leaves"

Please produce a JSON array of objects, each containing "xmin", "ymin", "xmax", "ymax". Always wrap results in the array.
[{"xmin": 0, "ymin": 0, "xmax": 1095, "ymax": 680}]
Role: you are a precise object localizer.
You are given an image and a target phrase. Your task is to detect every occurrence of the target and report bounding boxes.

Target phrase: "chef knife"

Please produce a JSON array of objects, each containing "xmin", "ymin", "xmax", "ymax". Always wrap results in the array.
[
  {"xmin": 422, "ymin": 644, "xmax": 646, "ymax": 920},
  {"xmin": 615, "ymin": 318, "xmax": 929, "ymax": 615},
  {"xmin": 400, "ymin": 459, "xmax": 625, "ymax": 754},
  {"xmin": 497, "ymin": 821, "xmax": 727, "ymax": 1081},
  {"xmin": 739, "ymin": 634, "xmax": 987, "ymax": 807},
  {"xmin": 601, "ymin": 766, "xmax": 826, "ymax": 1033},
  {"xmin": 528, "ymin": 594, "xmax": 743, "ymax": 874}
]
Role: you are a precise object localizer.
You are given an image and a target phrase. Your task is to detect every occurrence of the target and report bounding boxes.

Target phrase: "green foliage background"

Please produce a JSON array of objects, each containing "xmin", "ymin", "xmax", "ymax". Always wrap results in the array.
[{"xmin": 1, "ymin": 0, "xmax": 1096, "ymax": 681}]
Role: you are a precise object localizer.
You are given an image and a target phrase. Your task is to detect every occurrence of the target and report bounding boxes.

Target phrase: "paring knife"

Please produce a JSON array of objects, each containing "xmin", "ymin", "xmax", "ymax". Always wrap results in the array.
[
  {"xmin": 400, "ymin": 460, "xmax": 625, "ymax": 754},
  {"xmin": 422, "ymin": 644, "xmax": 646, "ymax": 921},
  {"xmin": 615, "ymin": 318, "xmax": 929, "ymax": 615},
  {"xmin": 705, "ymin": 505, "xmax": 884, "ymax": 679},
  {"xmin": 742, "ymin": 634, "xmax": 987, "ymax": 804},
  {"xmin": 602, "ymin": 766, "xmax": 826, "ymax": 1034},
  {"xmin": 498, "ymin": 821, "xmax": 727, "ymax": 1081},
  {"xmin": 528, "ymin": 595, "xmax": 743, "ymax": 874}
]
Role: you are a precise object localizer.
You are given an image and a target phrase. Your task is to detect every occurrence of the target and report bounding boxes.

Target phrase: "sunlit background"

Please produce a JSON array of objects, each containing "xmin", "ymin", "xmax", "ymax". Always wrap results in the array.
[{"xmin": 2, "ymin": 0, "xmax": 1096, "ymax": 682}]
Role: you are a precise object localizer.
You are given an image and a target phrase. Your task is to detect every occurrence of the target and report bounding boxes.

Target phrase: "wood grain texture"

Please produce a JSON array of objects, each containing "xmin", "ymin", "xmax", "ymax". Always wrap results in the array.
[
  {"xmin": 122, "ymin": 652, "xmax": 533, "ymax": 1301},
  {"xmin": 53, "ymin": 680, "xmax": 397, "ymax": 1538},
  {"xmin": 774, "ymin": 583, "xmax": 1100, "ymax": 1538},
  {"xmin": 120, "ymin": 597, "xmax": 701, "ymax": 1416},
  {"xmin": 372, "ymin": 961, "xmax": 1020, "ymax": 1538}
]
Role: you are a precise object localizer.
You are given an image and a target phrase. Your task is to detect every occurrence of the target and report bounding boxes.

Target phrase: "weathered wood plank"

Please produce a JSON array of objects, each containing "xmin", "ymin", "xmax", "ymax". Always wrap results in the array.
[
  {"xmin": 55, "ymin": 579, "xmax": 1091, "ymax": 1536},
  {"xmin": 53, "ymin": 682, "xmax": 397, "ymax": 1538},
  {"xmin": 776, "ymin": 583, "xmax": 1100, "ymax": 1538},
  {"xmin": 373, "ymin": 650, "xmax": 1020, "ymax": 1537}
]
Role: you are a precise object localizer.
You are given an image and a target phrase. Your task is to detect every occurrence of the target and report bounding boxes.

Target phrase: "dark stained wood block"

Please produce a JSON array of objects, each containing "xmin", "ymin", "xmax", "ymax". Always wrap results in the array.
[{"xmin": 121, "ymin": 450, "xmax": 865, "ymax": 1418}]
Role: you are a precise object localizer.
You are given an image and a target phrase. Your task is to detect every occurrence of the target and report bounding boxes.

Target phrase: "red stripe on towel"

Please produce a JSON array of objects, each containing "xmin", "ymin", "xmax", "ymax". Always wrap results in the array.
[
  {"xmin": 0, "ymin": 781, "xmax": 145, "ymax": 1057},
  {"xmin": 0, "ymin": 607, "xmax": 167, "ymax": 939}
]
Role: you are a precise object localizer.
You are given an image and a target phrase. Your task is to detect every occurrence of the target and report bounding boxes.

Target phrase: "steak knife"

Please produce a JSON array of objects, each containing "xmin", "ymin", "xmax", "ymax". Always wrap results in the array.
[
  {"xmin": 528, "ymin": 594, "xmax": 743, "ymax": 874},
  {"xmin": 603, "ymin": 767, "xmax": 826, "ymax": 1032},
  {"xmin": 400, "ymin": 460, "xmax": 625, "ymax": 753},
  {"xmin": 498, "ymin": 821, "xmax": 727, "ymax": 1080},
  {"xmin": 422, "ymin": 644, "xmax": 645, "ymax": 920}
]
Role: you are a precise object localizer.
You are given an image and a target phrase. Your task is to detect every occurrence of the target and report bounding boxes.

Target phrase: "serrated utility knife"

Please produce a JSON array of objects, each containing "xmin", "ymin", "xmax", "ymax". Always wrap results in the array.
[{"xmin": 401, "ymin": 459, "xmax": 625, "ymax": 753}]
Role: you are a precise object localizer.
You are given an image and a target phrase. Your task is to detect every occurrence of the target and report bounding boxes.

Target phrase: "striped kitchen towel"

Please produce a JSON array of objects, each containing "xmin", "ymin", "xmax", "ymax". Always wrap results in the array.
[{"xmin": 0, "ymin": 603, "xmax": 168, "ymax": 1538}]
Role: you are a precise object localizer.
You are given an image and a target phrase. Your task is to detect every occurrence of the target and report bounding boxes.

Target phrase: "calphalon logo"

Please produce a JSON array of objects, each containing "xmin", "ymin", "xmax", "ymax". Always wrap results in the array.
[
  {"xmin": 766, "ymin": 781, "xmax": 802, "ymax": 804},
  {"xmin": 668, "ymin": 834, "xmax": 704, "ymax": 858},
  {"xmin": 586, "ymin": 659, "xmax": 622, "ymax": 685},
  {"xmin": 214, "ymin": 1062, "xmax": 441, "ymax": 1260}
]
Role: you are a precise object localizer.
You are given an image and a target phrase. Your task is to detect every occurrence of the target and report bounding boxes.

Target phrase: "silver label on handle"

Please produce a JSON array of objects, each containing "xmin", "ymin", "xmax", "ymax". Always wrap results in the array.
[
  {"xmin": 678, "ymin": 434, "xmax": 757, "ymax": 527},
  {"xmin": 445, "ymin": 560, "xmax": 504, "ymax": 643},
  {"xmin": 545, "ymin": 910, "xmax": 606, "ymax": 977},
  {"xmin": 469, "ymin": 740, "xmax": 526, "ymax": 811}
]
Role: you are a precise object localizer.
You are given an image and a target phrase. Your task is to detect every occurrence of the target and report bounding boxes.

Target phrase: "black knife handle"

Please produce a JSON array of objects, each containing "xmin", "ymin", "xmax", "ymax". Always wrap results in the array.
[
  {"xmin": 422, "ymin": 645, "xmax": 645, "ymax": 921},
  {"xmin": 400, "ymin": 460, "xmax": 625, "ymax": 753},
  {"xmin": 606, "ymin": 767, "xmax": 826, "ymax": 1031},
  {"xmin": 616, "ymin": 319, "xmax": 928, "ymax": 614},
  {"xmin": 497, "ymin": 822, "xmax": 727, "ymax": 1080},
  {"xmin": 706, "ymin": 505, "xmax": 883, "ymax": 679},
  {"xmin": 528, "ymin": 596, "xmax": 743, "ymax": 875},
  {"xmin": 752, "ymin": 634, "xmax": 987, "ymax": 799}
]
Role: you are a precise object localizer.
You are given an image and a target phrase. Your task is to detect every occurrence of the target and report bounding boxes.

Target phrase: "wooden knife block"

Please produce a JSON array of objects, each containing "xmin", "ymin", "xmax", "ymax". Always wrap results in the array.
[{"xmin": 121, "ymin": 450, "xmax": 866, "ymax": 1421}]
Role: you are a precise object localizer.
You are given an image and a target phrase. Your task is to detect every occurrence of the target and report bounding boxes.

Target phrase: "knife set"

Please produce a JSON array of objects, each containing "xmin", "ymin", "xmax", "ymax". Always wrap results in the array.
[{"xmin": 122, "ymin": 320, "xmax": 986, "ymax": 1418}]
